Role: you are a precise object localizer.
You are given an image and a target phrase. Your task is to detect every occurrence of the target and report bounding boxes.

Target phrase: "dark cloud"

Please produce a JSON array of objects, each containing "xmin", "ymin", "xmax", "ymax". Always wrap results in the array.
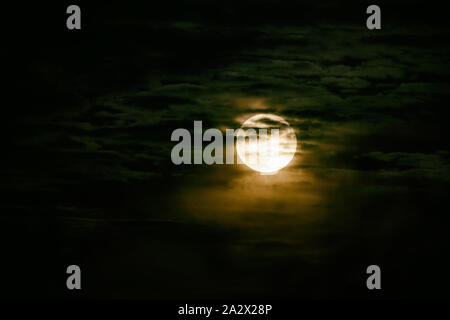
[{"xmin": 363, "ymin": 151, "xmax": 450, "ymax": 181}]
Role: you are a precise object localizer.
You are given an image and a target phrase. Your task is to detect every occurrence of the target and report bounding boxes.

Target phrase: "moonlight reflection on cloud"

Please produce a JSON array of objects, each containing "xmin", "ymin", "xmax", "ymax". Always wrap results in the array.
[{"xmin": 236, "ymin": 114, "xmax": 297, "ymax": 175}]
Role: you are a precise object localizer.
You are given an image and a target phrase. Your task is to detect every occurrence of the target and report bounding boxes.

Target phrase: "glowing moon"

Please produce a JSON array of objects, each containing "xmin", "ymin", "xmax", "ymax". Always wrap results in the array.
[{"xmin": 236, "ymin": 114, "xmax": 297, "ymax": 174}]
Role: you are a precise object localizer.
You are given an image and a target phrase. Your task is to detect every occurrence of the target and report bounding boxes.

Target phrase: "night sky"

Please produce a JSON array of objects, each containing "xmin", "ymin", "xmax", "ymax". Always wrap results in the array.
[{"xmin": 2, "ymin": 1, "xmax": 450, "ymax": 299}]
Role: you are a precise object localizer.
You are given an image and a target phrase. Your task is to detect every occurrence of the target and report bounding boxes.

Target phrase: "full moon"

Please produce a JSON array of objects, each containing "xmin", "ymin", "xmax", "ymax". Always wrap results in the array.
[{"xmin": 236, "ymin": 114, "xmax": 297, "ymax": 174}]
